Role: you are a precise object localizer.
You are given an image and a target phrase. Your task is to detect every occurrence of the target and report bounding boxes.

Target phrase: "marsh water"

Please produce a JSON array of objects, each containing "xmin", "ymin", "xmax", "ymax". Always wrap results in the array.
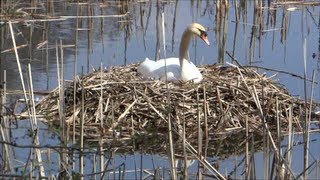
[{"xmin": 1, "ymin": 0, "xmax": 320, "ymax": 179}]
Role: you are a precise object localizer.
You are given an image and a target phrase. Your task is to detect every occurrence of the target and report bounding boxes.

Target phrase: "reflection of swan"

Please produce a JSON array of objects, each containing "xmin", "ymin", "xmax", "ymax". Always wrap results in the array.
[
  {"xmin": 137, "ymin": 23, "xmax": 210, "ymax": 83},
  {"xmin": 176, "ymin": 158, "xmax": 196, "ymax": 172}
]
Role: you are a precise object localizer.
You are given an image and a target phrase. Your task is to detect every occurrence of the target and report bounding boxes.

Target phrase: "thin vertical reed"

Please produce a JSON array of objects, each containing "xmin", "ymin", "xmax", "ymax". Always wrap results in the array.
[
  {"xmin": 143, "ymin": 0, "xmax": 152, "ymax": 50},
  {"xmin": 285, "ymin": 105, "xmax": 293, "ymax": 179},
  {"xmin": 217, "ymin": 3, "xmax": 229, "ymax": 64},
  {"xmin": 276, "ymin": 97, "xmax": 284, "ymax": 179},
  {"xmin": 245, "ymin": 116, "xmax": 249, "ymax": 179},
  {"xmin": 250, "ymin": 135, "xmax": 256, "ymax": 179},
  {"xmin": 155, "ymin": 0, "xmax": 161, "ymax": 61},
  {"xmin": 203, "ymin": 86, "xmax": 209, "ymax": 161},
  {"xmin": 47, "ymin": 148, "xmax": 52, "ymax": 176},
  {"xmin": 28, "ymin": 63, "xmax": 46, "ymax": 177},
  {"xmin": 243, "ymin": 1, "xmax": 248, "ymax": 62},
  {"xmin": 234, "ymin": 0, "xmax": 239, "ymax": 22},
  {"xmin": 45, "ymin": 21, "xmax": 49, "ymax": 89},
  {"xmin": 249, "ymin": 5, "xmax": 258, "ymax": 63},
  {"xmin": 122, "ymin": 162, "xmax": 126, "ymax": 180},
  {"xmin": 139, "ymin": 2, "xmax": 144, "ymax": 29},
  {"xmin": 305, "ymin": 70, "xmax": 316, "ymax": 177},
  {"xmin": 56, "ymin": 41, "xmax": 64, "ymax": 175},
  {"xmin": 59, "ymin": 40, "xmax": 68, "ymax": 171},
  {"xmin": 99, "ymin": 63, "xmax": 104, "ymax": 178},
  {"xmin": 140, "ymin": 152, "xmax": 143, "ymax": 179},
  {"xmin": 263, "ymin": 122, "xmax": 269, "ymax": 180},
  {"xmin": 303, "ymin": 38, "xmax": 309, "ymax": 179},
  {"xmin": 232, "ymin": 0, "xmax": 239, "ymax": 58},
  {"xmin": 0, "ymin": 70, "xmax": 13, "ymax": 174},
  {"xmin": 222, "ymin": 6, "xmax": 228, "ymax": 64},
  {"xmin": 93, "ymin": 154, "xmax": 97, "ymax": 180},
  {"xmin": 86, "ymin": 0, "xmax": 92, "ymax": 73},
  {"xmin": 197, "ymin": 87, "xmax": 203, "ymax": 179},
  {"xmin": 182, "ymin": 93, "xmax": 188, "ymax": 180},
  {"xmin": 131, "ymin": 100, "xmax": 138, "ymax": 180},
  {"xmin": 258, "ymin": 1, "xmax": 263, "ymax": 58},
  {"xmin": 56, "ymin": 42, "xmax": 61, "ymax": 114},
  {"xmin": 112, "ymin": 150, "xmax": 116, "ymax": 179},
  {"xmin": 316, "ymin": 160, "xmax": 319, "ymax": 179},
  {"xmin": 171, "ymin": 0, "xmax": 179, "ymax": 52},
  {"xmin": 160, "ymin": 10, "xmax": 176, "ymax": 179},
  {"xmin": 72, "ymin": 0, "xmax": 80, "ymax": 171},
  {"xmin": 79, "ymin": 73, "xmax": 85, "ymax": 179},
  {"xmin": 134, "ymin": 152, "xmax": 138, "ymax": 180},
  {"xmin": 28, "ymin": 17, "xmax": 33, "ymax": 62},
  {"xmin": 281, "ymin": 10, "xmax": 288, "ymax": 62},
  {"xmin": 110, "ymin": 99, "xmax": 115, "ymax": 180}
]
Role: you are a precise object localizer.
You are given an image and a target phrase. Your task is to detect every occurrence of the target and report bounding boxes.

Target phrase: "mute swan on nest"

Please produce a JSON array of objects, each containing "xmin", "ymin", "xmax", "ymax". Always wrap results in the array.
[{"xmin": 137, "ymin": 23, "xmax": 210, "ymax": 83}]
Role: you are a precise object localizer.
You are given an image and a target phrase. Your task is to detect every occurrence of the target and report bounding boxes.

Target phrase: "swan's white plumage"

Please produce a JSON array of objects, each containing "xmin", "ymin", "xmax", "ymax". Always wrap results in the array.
[
  {"xmin": 137, "ymin": 57, "xmax": 203, "ymax": 83},
  {"xmin": 137, "ymin": 23, "xmax": 209, "ymax": 83}
]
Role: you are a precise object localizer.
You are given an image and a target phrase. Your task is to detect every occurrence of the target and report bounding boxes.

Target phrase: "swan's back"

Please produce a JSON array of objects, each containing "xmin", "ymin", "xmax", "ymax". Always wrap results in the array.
[
  {"xmin": 137, "ymin": 58, "xmax": 180, "ymax": 81},
  {"xmin": 137, "ymin": 58, "xmax": 202, "ymax": 83}
]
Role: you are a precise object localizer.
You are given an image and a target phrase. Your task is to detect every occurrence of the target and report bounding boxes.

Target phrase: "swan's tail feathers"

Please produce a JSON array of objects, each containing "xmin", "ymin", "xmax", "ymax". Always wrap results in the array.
[
  {"xmin": 137, "ymin": 58, "xmax": 154, "ymax": 78},
  {"xmin": 137, "ymin": 64, "xmax": 144, "ymax": 75}
]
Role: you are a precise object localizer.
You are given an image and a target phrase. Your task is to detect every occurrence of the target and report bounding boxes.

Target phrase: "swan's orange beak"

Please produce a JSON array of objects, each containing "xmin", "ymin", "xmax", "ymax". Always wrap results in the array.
[{"xmin": 201, "ymin": 34, "xmax": 210, "ymax": 46}]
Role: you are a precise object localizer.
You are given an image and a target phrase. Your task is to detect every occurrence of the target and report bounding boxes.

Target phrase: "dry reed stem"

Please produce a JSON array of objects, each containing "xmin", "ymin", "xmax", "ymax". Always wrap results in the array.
[
  {"xmin": 303, "ymin": 38, "xmax": 309, "ymax": 179},
  {"xmin": 285, "ymin": 105, "xmax": 293, "ymax": 179},
  {"xmin": 0, "ymin": 71, "xmax": 14, "ymax": 174},
  {"xmin": 160, "ymin": 11, "xmax": 177, "ymax": 180}
]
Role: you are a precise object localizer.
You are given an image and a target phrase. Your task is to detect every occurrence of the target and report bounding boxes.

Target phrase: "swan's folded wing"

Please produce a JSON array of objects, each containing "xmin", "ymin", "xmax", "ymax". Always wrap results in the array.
[{"xmin": 137, "ymin": 58, "xmax": 159, "ymax": 80}]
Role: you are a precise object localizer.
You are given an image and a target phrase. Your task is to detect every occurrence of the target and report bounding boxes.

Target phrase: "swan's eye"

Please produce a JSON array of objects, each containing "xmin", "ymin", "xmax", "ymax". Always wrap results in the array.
[
  {"xmin": 199, "ymin": 29, "xmax": 210, "ymax": 46},
  {"xmin": 199, "ymin": 29, "xmax": 207, "ymax": 37},
  {"xmin": 202, "ymin": 32, "xmax": 208, "ymax": 37}
]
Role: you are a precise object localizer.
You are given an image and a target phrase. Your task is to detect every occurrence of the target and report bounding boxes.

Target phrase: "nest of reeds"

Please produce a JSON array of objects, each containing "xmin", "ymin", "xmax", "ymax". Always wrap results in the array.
[{"xmin": 35, "ymin": 63, "xmax": 306, "ymax": 156}]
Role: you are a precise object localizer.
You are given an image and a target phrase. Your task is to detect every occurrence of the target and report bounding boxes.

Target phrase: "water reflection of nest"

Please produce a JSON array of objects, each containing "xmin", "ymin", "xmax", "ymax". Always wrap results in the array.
[{"xmin": 35, "ymin": 63, "xmax": 307, "ymax": 156}]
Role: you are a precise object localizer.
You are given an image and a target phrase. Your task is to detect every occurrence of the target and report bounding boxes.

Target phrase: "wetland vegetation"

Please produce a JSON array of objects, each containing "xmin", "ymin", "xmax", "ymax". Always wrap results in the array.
[{"xmin": 0, "ymin": 0, "xmax": 320, "ymax": 179}]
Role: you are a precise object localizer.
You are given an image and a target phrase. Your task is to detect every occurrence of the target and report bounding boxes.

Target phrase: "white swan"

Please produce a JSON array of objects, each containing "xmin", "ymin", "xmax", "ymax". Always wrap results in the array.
[{"xmin": 137, "ymin": 23, "xmax": 210, "ymax": 83}]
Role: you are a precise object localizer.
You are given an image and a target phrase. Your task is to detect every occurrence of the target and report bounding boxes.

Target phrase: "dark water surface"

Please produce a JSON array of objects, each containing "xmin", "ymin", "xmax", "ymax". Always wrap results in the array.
[{"xmin": 1, "ymin": 0, "xmax": 320, "ymax": 179}]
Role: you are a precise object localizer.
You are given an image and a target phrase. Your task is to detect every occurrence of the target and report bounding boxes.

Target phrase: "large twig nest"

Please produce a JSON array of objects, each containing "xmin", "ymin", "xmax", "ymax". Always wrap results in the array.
[{"xmin": 35, "ymin": 63, "xmax": 306, "ymax": 155}]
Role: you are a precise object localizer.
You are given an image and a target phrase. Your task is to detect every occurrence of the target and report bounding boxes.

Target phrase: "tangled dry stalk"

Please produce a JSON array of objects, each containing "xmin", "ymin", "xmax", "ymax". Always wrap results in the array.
[{"xmin": 35, "ymin": 63, "xmax": 306, "ymax": 155}]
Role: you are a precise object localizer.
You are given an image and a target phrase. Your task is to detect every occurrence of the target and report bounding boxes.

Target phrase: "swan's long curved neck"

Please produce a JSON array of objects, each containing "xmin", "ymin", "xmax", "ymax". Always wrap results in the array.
[{"xmin": 179, "ymin": 29, "xmax": 193, "ymax": 69}]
